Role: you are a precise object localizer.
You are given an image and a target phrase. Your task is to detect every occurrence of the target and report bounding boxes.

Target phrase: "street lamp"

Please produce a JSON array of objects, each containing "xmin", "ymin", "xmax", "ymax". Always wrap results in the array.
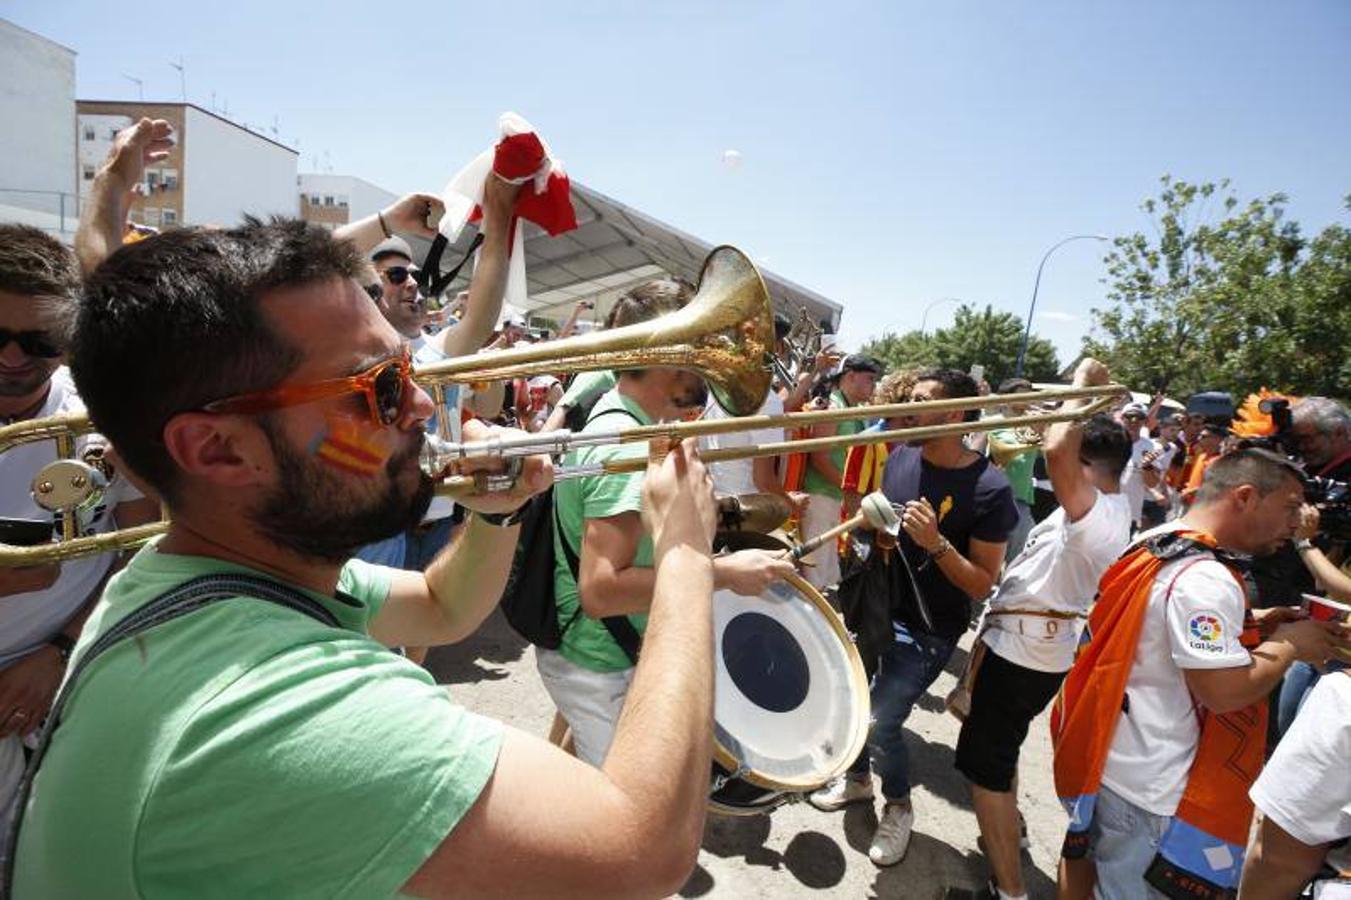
[
  {"xmin": 1015, "ymin": 234, "xmax": 1109, "ymax": 378},
  {"xmin": 920, "ymin": 297, "xmax": 961, "ymax": 335}
]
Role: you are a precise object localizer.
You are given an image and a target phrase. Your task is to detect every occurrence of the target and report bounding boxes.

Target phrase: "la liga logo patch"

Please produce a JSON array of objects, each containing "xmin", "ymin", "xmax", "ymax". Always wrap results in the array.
[
  {"xmin": 1187, "ymin": 613, "xmax": 1224, "ymax": 652},
  {"xmin": 1189, "ymin": 614, "xmax": 1221, "ymax": 642}
]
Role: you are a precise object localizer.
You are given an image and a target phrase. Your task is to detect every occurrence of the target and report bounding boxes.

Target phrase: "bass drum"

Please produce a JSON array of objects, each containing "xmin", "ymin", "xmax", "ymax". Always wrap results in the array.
[{"xmin": 707, "ymin": 571, "xmax": 870, "ymax": 816}]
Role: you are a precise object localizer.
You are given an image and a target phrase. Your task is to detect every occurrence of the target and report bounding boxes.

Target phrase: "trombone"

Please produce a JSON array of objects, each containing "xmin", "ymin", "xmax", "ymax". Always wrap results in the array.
[
  {"xmin": 425, "ymin": 387, "xmax": 1124, "ymax": 495},
  {"xmin": 0, "ymin": 240, "xmax": 1124, "ymax": 566}
]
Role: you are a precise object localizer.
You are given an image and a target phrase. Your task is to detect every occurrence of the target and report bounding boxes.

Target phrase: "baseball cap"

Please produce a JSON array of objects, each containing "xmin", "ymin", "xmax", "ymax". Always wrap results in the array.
[
  {"xmin": 837, "ymin": 354, "xmax": 882, "ymax": 376},
  {"xmin": 1121, "ymin": 402, "xmax": 1148, "ymax": 418},
  {"xmin": 371, "ymin": 236, "xmax": 414, "ymax": 263}
]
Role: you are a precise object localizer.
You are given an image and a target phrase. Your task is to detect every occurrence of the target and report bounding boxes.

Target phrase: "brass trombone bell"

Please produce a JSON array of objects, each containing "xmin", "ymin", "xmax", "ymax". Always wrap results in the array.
[{"xmin": 411, "ymin": 244, "xmax": 775, "ymax": 419}]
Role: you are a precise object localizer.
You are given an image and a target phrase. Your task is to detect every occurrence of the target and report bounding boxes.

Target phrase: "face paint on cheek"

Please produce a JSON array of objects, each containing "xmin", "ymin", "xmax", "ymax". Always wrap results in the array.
[{"xmin": 309, "ymin": 412, "xmax": 398, "ymax": 478}]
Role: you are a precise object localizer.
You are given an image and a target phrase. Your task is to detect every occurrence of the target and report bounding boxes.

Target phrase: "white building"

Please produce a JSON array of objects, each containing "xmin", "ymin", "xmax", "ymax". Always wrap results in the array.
[
  {"xmin": 0, "ymin": 19, "xmax": 78, "ymax": 237},
  {"xmin": 76, "ymin": 101, "xmax": 298, "ymax": 229},
  {"xmin": 297, "ymin": 174, "xmax": 397, "ymax": 230}
]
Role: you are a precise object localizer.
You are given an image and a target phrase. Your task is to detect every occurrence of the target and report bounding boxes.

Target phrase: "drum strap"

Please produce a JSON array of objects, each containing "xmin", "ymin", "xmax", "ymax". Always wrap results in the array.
[{"xmin": 2, "ymin": 573, "xmax": 340, "ymax": 890}]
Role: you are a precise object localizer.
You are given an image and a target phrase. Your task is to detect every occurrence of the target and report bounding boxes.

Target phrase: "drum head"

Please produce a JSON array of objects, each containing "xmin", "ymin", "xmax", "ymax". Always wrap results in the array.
[{"xmin": 713, "ymin": 573, "xmax": 869, "ymax": 792}]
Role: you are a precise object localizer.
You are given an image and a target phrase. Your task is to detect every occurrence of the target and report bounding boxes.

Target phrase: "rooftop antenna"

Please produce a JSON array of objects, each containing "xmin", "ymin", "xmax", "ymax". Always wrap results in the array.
[
  {"xmin": 209, "ymin": 89, "xmax": 216, "ymax": 113},
  {"xmin": 270, "ymin": 115, "xmax": 280, "ymax": 138},
  {"xmin": 122, "ymin": 74, "xmax": 144, "ymax": 101},
  {"xmin": 169, "ymin": 56, "xmax": 186, "ymax": 101}
]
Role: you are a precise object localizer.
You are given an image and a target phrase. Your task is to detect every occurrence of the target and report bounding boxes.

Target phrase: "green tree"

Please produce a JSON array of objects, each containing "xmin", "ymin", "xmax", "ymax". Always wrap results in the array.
[
  {"xmin": 1085, "ymin": 178, "xmax": 1350, "ymax": 398},
  {"xmin": 862, "ymin": 304, "xmax": 1060, "ymax": 386}
]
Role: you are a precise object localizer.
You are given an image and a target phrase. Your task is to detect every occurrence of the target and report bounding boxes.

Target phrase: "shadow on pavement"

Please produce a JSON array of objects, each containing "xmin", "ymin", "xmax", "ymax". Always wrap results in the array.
[
  {"xmin": 425, "ymin": 608, "xmax": 529, "ymax": 686},
  {"xmin": 870, "ymin": 830, "xmax": 984, "ymax": 898},
  {"xmin": 906, "ymin": 731, "xmax": 972, "ymax": 811},
  {"xmin": 690, "ymin": 810, "xmax": 849, "ymax": 893}
]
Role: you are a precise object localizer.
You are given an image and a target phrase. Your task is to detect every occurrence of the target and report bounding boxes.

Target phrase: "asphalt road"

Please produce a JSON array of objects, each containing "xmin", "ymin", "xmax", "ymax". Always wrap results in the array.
[{"xmin": 426, "ymin": 610, "xmax": 1064, "ymax": 900}]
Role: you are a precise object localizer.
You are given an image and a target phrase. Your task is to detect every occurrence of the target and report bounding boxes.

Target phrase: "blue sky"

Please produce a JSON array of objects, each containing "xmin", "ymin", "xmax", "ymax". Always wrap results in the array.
[{"xmin": 6, "ymin": 1, "xmax": 1349, "ymax": 365}]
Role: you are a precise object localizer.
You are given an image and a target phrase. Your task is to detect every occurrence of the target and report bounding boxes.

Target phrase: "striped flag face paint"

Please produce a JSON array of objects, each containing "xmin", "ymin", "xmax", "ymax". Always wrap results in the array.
[{"xmin": 309, "ymin": 411, "xmax": 398, "ymax": 478}]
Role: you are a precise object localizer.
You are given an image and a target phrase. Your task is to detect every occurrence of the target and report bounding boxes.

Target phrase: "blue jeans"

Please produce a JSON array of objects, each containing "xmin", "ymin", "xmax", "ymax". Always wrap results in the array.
[
  {"xmin": 1089, "ymin": 786, "xmax": 1170, "ymax": 900},
  {"xmin": 848, "ymin": 621, "xmax": 957, "ymax": 800}
]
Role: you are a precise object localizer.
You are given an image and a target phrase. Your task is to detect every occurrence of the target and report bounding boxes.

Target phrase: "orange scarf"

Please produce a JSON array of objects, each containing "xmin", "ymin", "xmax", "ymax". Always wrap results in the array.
[{"xmin": 1051, "ymin": 530, "xmax": 1265, "ymax": 899}]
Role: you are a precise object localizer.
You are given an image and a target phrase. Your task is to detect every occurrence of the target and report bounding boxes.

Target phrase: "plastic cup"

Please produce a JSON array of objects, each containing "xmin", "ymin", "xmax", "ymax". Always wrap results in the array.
[{"xmin": 1304, "ymin": 593, "xmax": 1351, "ymax": 623}]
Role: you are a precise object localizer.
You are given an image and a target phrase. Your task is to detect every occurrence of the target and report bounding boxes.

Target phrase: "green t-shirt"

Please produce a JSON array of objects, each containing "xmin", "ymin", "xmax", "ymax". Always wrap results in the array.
[
  {"xmin": 802, "ymin": 390, "xmax": 867, "ymax": 500},
  {"xmin": 559, "ymin": 370, "xmax": 618, "ymax": 411},
  {"xmin": 13, "ymin": 542, "xmax": 503, "ymax": 899},
  {"xmin": 553, "ymin": 387, "xmax": 652, "ymax": 672},
  {"xmin": 990, "ymin": 427, "xmax": 1037, "ymax": 505}
]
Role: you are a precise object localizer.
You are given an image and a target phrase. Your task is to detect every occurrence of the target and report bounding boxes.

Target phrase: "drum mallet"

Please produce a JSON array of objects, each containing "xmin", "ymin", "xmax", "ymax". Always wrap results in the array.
[{"xmin": 788, "ymin": 491, "xmax": 900, "ymax": 562}]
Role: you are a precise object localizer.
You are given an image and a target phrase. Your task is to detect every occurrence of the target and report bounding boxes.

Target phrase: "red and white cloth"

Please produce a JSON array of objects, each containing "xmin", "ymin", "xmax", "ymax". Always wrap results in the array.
[{"xmin": 439, "ymin": 112, "xmax": 577, "ymax": 308}]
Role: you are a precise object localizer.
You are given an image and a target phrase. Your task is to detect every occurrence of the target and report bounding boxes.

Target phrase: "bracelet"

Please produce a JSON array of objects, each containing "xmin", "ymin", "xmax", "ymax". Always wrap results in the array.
[
  {"xmin": 376, "ymin": 211, "xmax": 391, "ymax": 239},
  {"xmin": 929, "ymin": 536, "xmax": 953, "ymax": 561},
  {"xmin": 1294, "ymin": 538, "xmax": 1314, "ymax": 553},
  {"xmin": 476, "ymin": 506, "xmax": 529, "ymax": 528}
]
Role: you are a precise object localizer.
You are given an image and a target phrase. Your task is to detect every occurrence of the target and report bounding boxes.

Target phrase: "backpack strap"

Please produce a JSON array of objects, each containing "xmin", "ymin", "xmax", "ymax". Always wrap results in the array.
[
  {"xmin": 557, "ymin": 404, "xmax": 645, "ymax": 664},
  {"xmin": 2, "ymin": 573, "xmax": 341, "ymax": 887}
]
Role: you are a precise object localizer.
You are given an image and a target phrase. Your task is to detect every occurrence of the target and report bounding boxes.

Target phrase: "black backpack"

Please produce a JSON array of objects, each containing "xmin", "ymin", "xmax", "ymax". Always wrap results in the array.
[{"xmin": 497, "ymin": 407, "xmax": 643, "ymax": 663}]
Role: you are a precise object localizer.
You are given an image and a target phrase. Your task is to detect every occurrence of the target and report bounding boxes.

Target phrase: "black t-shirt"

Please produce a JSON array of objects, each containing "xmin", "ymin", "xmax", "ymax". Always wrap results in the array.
[{"xmin": 880, "ymin": 445, "xmax": 1019, "ymax": 639}]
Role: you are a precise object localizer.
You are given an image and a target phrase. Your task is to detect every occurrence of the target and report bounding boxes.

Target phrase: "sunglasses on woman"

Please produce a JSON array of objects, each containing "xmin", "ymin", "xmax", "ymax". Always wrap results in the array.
[
  {"xmin": 204, "ymin": 347, "xmax": 414, "ymax": 426},
  {"xmin": 0, "ymin": 329, "xmax": 63, "ymax": 359}
]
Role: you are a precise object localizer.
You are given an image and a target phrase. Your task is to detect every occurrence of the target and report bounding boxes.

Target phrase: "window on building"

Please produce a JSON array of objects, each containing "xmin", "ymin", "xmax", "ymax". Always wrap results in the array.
[
  {"xmin": 83, "ymin": 166, "xmax": 95, "ymax": 181},
  {"xmin": 143, "ymin": 207, "xmax": 161, "ymax": 227},
  {"xmin": 109, "ymin": 128, "xmax": 119, "ymax": 140},
  {"xmin": 83, "ymin": 126, "xmax": 95, "ymax": 141},
  {"xmin": 162, "ymin": 169, "xmax": 179, "ymax": 191},
  {"xmin": 323, "ymin": 195, "xmax": 334, "ymax": 206},
  {"xmin": 146, "ymin": 171, "xmax": 160, "ymax": 191},
  {"xmin": 337, "ymin": 196, "xmax": 348, "ymax": 208},
  {"xmin": 161, "ymin": 209, "xmax": 178, "ymax": 227}
]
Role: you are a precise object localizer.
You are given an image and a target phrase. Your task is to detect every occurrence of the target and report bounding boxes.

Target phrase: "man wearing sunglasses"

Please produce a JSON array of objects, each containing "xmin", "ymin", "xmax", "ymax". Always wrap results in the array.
[
  {"xmin": 0, "ymin": 225, "xmax": 159, "ymax": 837},
  {"xmin": 11, "ymin": 218, "xmax": 728, "ymax": 898},
  {"xmin": 343, "ymin": 184, "xmax": 517, "ymax": 575}
]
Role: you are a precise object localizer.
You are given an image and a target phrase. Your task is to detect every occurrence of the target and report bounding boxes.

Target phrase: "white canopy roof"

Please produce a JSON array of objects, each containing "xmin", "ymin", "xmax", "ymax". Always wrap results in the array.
[{"xmin": 403, "ymin": 182, "xmax": 843, "ymax": 333}]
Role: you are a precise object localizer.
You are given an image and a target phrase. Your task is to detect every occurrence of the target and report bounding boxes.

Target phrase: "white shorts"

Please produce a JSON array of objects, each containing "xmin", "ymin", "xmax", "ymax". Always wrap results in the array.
[{"xmin": 535, "ymin": 647, "xmax": 635, "ymax": 767}]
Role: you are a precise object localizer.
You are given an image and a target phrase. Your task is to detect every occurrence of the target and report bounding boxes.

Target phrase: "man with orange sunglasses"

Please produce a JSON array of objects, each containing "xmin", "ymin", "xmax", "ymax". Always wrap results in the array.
[{"xmin": 8, "ymin": 218, "xmax": 726, "ymax": 899}]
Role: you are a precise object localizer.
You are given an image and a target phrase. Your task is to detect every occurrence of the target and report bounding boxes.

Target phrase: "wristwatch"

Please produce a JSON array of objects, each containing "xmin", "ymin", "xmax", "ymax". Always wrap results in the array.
[
  {"xmin": 1294, "ymin": 538, "xmax": 1314, "ymax": 553},
  {"xmin": 930, "ymin": 536, "xmax": 953, "ymax": 561},
  {"xmin": 476, "ymin": 505, "xmax": 530, "ymax": 528},
  {"xmin": 48, "ymin": 632, "xmax": 75, "ymax": 663}
]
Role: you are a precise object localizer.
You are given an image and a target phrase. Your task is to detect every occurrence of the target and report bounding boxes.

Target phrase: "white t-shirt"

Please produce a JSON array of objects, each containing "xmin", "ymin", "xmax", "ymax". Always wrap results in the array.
[
  {"xmin": 0, "ymin": 369, "xmax": 141, "ymax": 668},
  {"xmin": 700, "ymin": 392, "xmax": 785, "ymax": 498},
  {"xmin": 1100, "ymin": 522, "xmax": 1253, "ymax": 816},
  {"xmin": 1250, "ymin": 671, "xmax": 1351, "ymax": 847},
  {"xmin": 1118, "ymin": 436, "xmax": 1158, "ymax": 524},
  {"xmin": 412, "ymin": 340, "xmax": 462, "ymax": 522},
  {"xmin": 981, "ymin": 490, "xmax": 1133, "ymax": 672}
]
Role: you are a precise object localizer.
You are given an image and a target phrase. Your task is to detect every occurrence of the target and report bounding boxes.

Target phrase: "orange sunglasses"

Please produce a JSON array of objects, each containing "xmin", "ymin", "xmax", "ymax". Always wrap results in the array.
[{"xmin": 204, "ymin": 347, "xmax": 414, "ymax": 427}]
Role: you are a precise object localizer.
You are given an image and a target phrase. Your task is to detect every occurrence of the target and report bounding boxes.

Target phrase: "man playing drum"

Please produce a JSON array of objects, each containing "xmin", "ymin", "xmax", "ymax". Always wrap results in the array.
[{"xmin": 954, "ymin": 359, "xmax": 1134, "ymax": 900}]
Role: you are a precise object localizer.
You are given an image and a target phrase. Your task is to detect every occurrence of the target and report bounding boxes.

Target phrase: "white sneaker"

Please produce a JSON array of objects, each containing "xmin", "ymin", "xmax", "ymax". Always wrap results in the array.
[
  {"xmin": 869, "ymin": 801, "xmax": 914, "ymax": 867},
  {"xmin": 807, "ymin": 774, "xmax": 874, "ymax": 811}
]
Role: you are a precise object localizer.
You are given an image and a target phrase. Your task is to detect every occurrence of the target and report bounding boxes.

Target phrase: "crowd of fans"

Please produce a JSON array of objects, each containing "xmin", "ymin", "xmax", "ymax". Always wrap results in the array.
[{"xmin": 0, "ymin": 115, "xmax": 1346, "ymax": 899}]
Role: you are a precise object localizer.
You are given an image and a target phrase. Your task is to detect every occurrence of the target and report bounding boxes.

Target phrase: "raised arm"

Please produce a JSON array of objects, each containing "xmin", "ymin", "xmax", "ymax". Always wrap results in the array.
[
  {"xmin": 75, "ymin": 118, "xmax": 175, "ymax": 274},
  {"xmin": 1046, "ymin": 357, "xmax": 1109, "ymax": 522},
  {"xmin": 333, "ymin": 192, "xmax": 443, "ymax": 257},
  {"xmin": 432, "ymin": 176, "xmax": 521, "ymax": 359},
  {"xmin": 403, "ymin": 440, "xmax": 720, "ymax": 899}
]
